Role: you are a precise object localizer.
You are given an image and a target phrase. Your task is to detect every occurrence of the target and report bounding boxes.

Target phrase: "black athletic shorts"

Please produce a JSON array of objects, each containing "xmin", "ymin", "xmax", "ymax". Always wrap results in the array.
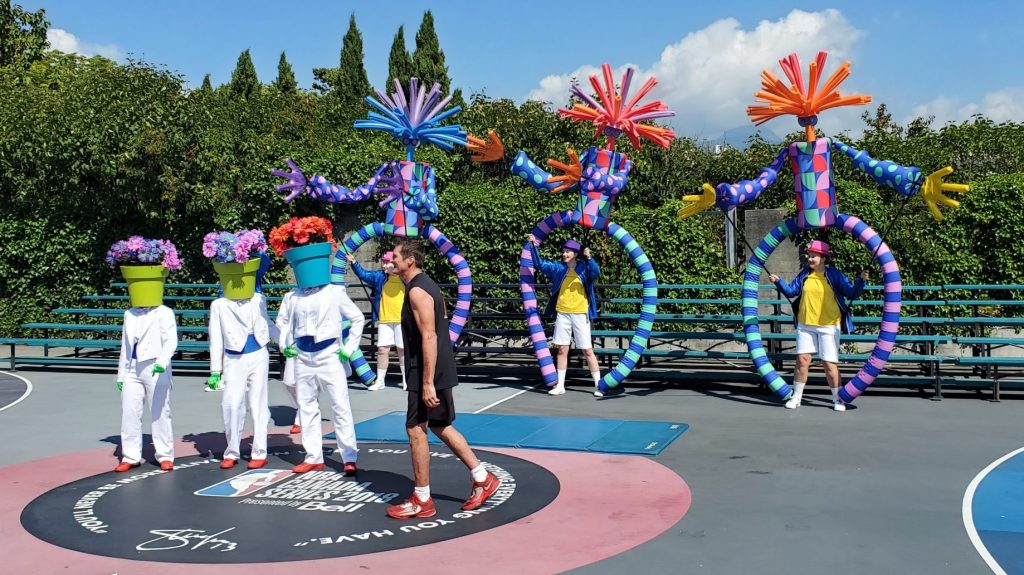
[{"xmin": 406, "ymin": 387, "xmax": 456, "ymax": 428}]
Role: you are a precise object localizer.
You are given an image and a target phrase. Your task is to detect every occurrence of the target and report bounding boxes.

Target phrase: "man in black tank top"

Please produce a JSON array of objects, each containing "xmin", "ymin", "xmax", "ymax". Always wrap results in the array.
[{"xmin": 384, "ymin": 238, "xmax": 501, "ymax": 520}]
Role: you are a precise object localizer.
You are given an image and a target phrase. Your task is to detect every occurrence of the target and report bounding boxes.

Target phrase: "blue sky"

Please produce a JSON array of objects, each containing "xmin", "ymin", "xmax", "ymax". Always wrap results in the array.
[{"xmin": 23, "ymin": 0, "xmax": 1024, "ymax": 139}]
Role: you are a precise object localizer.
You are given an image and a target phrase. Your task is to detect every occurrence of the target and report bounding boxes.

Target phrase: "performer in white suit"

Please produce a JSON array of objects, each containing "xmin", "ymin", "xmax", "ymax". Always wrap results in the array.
[
  {"xmin": 208, "ymin": 290, "xmax": 280, "ymax": 469},
  {"xmin": 115, "ymin": 305, "xmax": 178, "ymax": 472},
  {"xmin": 275, "ymin": 289, "xmax": 301, "ymax": 434},
  {"xmin": 279, "ymin": 283, "xmax": 364, "ymax": 475}
]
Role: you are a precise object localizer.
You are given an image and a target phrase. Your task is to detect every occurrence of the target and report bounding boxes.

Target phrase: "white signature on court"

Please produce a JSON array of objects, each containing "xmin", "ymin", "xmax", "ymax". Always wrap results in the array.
[{"xmin": 136, "ymin": 527, "xmax": 238, "ymax": 552}]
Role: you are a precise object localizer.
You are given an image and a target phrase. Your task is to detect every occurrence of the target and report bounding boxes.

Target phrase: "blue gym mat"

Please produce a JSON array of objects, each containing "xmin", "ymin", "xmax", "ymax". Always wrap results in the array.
[{"xmin": 341, "ymin": 412, "xmax": 689, "ymax": 456}]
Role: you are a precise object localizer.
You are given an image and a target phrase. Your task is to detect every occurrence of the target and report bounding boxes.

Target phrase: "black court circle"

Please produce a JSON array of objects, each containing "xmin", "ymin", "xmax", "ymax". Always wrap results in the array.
[{"xmin": 21, "ymin": 443, "xmax": 559, "ymax": 563}]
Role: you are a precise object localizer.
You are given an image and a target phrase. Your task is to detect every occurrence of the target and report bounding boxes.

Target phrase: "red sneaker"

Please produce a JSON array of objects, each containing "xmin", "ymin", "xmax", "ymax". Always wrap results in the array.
[
  {"xmin": 220, "ymin": 458, "xmax": 237, "ymax": 469},
  {"xmin": 113, "ymin": 461, "xmax": 140, "ymax": 473},
  {"xmin": 292, "ymin": 462, "xmax": 324, "ymax": 474},
  {"xmin": 159, "ymin": 460, "xmax": 174, "ymax": 471},
  {"xmin": 343, "ymin": 461, "xmax": 357, "ymax": 476},
  {"xmin": 461, "ymin": 472, "xmax": 500, "ymax": 511},
  {"xmin": 247, "ymin": 459, "xmax": 267, "ymax": 469},
  {"xmin": 386, "ymin": 496, "xmax": 436, "ymax": 519},
  {"xmin": 289, "ymin": 425, "xmax": 301, "ymax": 434}
]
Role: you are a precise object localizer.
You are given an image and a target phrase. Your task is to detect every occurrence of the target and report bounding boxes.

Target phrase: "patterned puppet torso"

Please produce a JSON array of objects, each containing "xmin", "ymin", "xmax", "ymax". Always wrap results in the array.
[
  {"xmin": 384, "ymin": 161, "xmax": 437, "ymax": 236},
  {"xmin": 574, "ymin": 147, "xmax": 630, "ymax": 230},
  {"xmin": 789, "ymin": 138, "xmax": 838, "ymax": 228}
]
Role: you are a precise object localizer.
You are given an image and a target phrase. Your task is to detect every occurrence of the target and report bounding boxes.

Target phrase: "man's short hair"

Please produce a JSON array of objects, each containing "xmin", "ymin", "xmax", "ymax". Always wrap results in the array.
[{"xmin": 394, "ymin": 237, "xmax": 426, "ymax": 268}]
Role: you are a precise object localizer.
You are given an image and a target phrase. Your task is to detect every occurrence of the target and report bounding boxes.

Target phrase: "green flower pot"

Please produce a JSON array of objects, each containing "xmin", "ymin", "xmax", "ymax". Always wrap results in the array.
[
  {"xmin": 284, "ymin": 242, "xmax": 332, "ymax": 289},
  {"xmin": 121, "ymin": 265, "xmax": 168, "ymax": 307},
  {"xmin": 213, "ymin": 258, "xmax": 262, "ymax": 300}
]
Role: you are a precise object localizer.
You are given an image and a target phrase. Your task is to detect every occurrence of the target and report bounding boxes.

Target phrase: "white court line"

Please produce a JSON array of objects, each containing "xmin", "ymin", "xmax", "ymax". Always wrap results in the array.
[
  {"xmin": 962, "ymin": 445, "xmax": 1024, "ymax": 575},
  {"xmin": 472, "ymin": 384, "xmax": 544, "ymax": 414},
  {"xmin": 0, "ymin": 371, "xmax": 33, "ymax": 413}
]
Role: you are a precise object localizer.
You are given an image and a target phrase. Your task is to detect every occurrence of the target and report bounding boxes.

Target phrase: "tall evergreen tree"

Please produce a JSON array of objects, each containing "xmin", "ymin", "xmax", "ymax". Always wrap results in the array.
[
  {"xmin": 336, "ymin": 13, "xmax": 370, "ymax": 105},
  {"xmin": 229, "ymin": 49, "xmax": 259, "ymax": 99},
  {"xmin": 0, "ymin": 0, "xmax": 49, "ymax": 71},
  {"xmin": 273, "ymin": 51, "xmax": 297, "ymax": 94},
  {"xmin": 411, "ymin": 11, "xmax": 450, "ymax": 94},
  {"xmin": 199, "ymin": 73, "xmax": 212, "ymax": 93},
  {"xmin": 386, "ymin": 25, "xmax": 413, "ymax": 91}
]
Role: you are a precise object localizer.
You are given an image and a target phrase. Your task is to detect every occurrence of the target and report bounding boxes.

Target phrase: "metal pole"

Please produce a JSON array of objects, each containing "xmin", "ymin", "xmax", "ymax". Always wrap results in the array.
[{"xmin": 725, "ymin": 207, "xmax": 737, "ymax": 269}]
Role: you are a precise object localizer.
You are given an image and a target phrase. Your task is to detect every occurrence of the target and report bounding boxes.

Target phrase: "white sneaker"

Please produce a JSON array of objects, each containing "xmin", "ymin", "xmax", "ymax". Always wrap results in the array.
[
  {"xmin": 400, "ymin": 381, "xmax": 406, "ymax": 391},
  {"xmin": 204, "ymin": 384, "xmax": 223, "ymax": 393},
  {"xmin": 593, "ymin": 389, "xmax": 604, "ymax": 398},
  {"xmin": 784, "ymin": 397, "xmax": 801, "ymax": 409},
  {"xmin": 367, "ymin": 381, "xmax": 385, "ymax": 391},
  {"xmin": 832, "ymin": 400, "xmax": 846, "ymax": 412},
  {"xmin": 548, "ymin": 385, "xmax": 566, "ymax": 396}
]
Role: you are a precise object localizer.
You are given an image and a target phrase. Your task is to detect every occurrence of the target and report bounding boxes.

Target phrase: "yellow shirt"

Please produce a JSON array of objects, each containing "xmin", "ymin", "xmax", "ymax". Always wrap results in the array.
[
  {"xmin": 378, "ymin": 274, "xmax": 405, "ymax": 324},
  {"xmin": 556, "ymin": 268, "xmax": 589, "ymax": 314},
  {"xmin": 799, "ymin": 271, "xmax": 841, "ymax": 326}
]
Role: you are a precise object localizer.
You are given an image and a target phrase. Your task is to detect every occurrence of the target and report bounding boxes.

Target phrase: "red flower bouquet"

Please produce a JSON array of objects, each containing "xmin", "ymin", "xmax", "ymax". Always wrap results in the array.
[{"xmin": 268, "ymin": 216, "xmax": 336, "ymax": 256}]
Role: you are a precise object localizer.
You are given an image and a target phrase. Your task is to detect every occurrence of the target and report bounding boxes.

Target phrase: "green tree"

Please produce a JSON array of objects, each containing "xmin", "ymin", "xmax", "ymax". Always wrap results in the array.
[
  {"xmin": 386, "ymin": 25, "xmax": 413, "ymax": 91},
  {"xmin": 199, "ymin": 73, "xmax": 212, "ymax": 93},
  {"xmin": 273, "ymin": 51, "xmax": 297, "ymax": 94},
  {"xmin": 313, "ymin": 13, "xmax": 370, "ymax": 106},
  {"xmin": 412, "ymin": 10, "xmax": 450, "ymax": 93},
  {"xmin": 0, "ymin": 0, "xmax": 49, "ymax": 71},
  {"xmin": 229, "ymin": 48, "xmax": 259, "ymax": 99}
]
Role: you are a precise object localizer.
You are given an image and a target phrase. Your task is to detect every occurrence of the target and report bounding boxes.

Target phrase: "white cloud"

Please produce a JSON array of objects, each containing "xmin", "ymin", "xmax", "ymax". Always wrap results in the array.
[
  {"xmin": 526, "ymin": 9, "xmax": 865, "ymax": 140},
  {"xmin": 47, "ymin": 28, "xmax": 125, "ymax": 61},
  {"xmin": 909, "ymin": 88, "xmax": 1024, "ymax": 126}
]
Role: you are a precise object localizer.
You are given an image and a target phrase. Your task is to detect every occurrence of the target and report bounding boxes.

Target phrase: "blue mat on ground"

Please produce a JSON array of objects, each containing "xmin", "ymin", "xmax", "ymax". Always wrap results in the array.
[{"xmin": 341, "ymin": 412, "xmax": 689, "ymax": 456}]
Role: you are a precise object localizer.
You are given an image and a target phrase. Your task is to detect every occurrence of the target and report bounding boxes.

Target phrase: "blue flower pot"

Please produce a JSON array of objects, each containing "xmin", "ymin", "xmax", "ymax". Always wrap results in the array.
[{"xmin": 284, "ymin": 242, "xmax": 332, "ymax": 288}]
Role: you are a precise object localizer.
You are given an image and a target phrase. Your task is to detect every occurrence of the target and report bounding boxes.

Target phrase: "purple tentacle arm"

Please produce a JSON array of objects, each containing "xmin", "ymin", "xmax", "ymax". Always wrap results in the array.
[
  {"xmin": 580, "ymin": 159, "xmax": 633, "ymax": 199},
  {"xmin": 270, "ymin": 159, "xmax": 310, "ymax": 202},
  {"xmin": 678, "ymin": 148, "xmax": 786, "ymax": 220}
]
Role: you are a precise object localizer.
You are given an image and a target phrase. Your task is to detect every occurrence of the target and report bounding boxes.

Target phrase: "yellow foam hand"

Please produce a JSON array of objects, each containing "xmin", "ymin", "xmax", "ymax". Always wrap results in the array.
[
  {"xmin": 545, "ymin": 149, "xmax": 582, "ymax": 193},
  {"xmin": 466, "ymin": 130, "xmax": 505, "ymax": 163},
  {"xmin": 678, "ymin": 183, "xmax": 718, "ymax": 220},
  {"xmin": 921, "ymin": 166, "xmax": 970, "ymax": 221}
]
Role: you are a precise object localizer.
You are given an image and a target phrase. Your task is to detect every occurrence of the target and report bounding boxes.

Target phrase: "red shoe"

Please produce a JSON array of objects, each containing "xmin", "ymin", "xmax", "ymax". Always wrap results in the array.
[
  {"xmin": 461, "ymin": 472, "xmax": 500, "ymax": 510},
  {"xmin": 343, "ymin": 462, "xmax": 357, "ymax": 477},
  {"xmin": 292, "ymin": 462, "xmax": 324, "ymax": 474},
  {"xmin": 220, "ymin": 458, "xmax": 237, "ymax": 469},
  {"xmin": 386, "ymin": 496, "xmax": 436, "ymax": 519},
  {"xmin": 159, "ymin": 460, "xmax": 174, "ymax": 471},
  {"xmin": 113, "ymin": 461, "xmax": 140, "ymax": 473},
  {"xmin": 289, "ymin": 425, "xmax": 301, "ymax": 434},
  {"xmin": 247, "ymin": 458, "xmax": 268, "ymax": 469}
]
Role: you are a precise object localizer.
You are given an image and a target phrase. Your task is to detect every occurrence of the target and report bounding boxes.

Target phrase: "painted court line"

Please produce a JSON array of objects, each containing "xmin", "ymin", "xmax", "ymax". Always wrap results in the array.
[
  {"xmin": 963, "ymin": 445, "xmax": 1024, "ymax": 575},
  {"xmin": 472, "ymin": 384, "xmax": 543, "ymax": 414},
  {"xmin": 0, "ymin": 371, "xmax": 32, "ymax": 413}
]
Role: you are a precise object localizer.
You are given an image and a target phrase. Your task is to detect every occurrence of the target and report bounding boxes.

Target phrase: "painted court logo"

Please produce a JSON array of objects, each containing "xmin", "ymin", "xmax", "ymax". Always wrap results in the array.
[{"xmin": 195, "ymin": 469, "xmax": 293, "ymax": 498}]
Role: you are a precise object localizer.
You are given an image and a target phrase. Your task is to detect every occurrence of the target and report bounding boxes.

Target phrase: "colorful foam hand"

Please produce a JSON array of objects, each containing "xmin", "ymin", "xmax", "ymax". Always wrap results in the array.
[
  {"xmin": 545, "ymin": 149, "xmax": 582, "ymax": 194},
  {"xmin": 466, "ymin": 129, "xmax": 505, "ymax": 163},
  {"xmin": 921, "ymin": 166, "xmax": 970, "ymax": 221},
  {"xmin": 678, "ymin": 183, "xmax": 718, "ymax": 220},
  {"xmin": 271, "ymin": 159, "xmax": 309, "ymax": 202}
]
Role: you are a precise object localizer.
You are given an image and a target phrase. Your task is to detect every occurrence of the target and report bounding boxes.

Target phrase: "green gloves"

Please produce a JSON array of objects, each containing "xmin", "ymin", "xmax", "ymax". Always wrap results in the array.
[
  {"xmin": 282, "ymin": 345, "xmax": 298, "ymax": 358},
  {"xmin": 152, "ymin": 364, "xmax": 165, "ymax": 375},
  {"xmin": 116, "ymin": 381, "xmax": 123, "ymax": 392},
  {"xmin": 337, "ymin": 348, "xmax": 351, "ymax": 362},
  {"xmin": 206, "ymin": 372, "xmax": 221, "ymax": 390}
]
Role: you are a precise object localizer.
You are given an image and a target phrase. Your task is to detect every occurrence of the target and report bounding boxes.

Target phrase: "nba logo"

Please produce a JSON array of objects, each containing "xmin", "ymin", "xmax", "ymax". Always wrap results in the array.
[{"xmin": 194, "ymin": 469, "xmax": 294, "ymax": 497}]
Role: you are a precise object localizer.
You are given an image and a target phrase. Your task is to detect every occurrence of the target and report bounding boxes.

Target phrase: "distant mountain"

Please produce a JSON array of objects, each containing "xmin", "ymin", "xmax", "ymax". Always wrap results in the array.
[{"xmin": 717, "ymin": 125, "xmax": 783, "ymax": 149}]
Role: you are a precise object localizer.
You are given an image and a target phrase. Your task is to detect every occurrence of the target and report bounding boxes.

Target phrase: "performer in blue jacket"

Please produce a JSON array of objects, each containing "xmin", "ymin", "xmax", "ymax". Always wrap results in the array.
[
  {"xmin": 348, "ymin": 251, "xmax": 406, "ymax": 391},
  {"xmin": 527, "ymin": 234, "xmax": 602, "ymax": 396},
  {"xmin": 770, "ymin": 240, "xmax": 868, "ymax": 411}
]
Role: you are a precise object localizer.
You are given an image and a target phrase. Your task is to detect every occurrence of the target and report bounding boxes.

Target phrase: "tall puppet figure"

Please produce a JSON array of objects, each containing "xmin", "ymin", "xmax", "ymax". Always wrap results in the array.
[
  {"xmin": 509, "ymin": 64, "xmax": 675, "ymax": 395},
  {"xmin": 678, "ymin": 51, "xmax": 970, "ymax": 404},
  {"xmin": 273, "ymin": 79, "xmax": 491, "ymax": 350}
]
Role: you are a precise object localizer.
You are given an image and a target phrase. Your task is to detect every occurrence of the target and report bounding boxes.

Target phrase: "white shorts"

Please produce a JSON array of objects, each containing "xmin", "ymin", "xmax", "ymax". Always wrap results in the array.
[
  {"xmin": 377, "ymin": 322, "xmax": 403, "ymax": 348},
  {"xmin": 796, "ymin": 323, "xmax": 841, "ymax": 363},
  {"xmin": 552, "ymin": 313, "xmax": 592, "ymax": 349}
]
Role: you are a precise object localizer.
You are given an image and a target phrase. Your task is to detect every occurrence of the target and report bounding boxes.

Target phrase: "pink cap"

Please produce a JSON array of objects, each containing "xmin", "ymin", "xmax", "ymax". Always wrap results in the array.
[
  {"xmin": 381, "ymin": 251, "xmax": 395, "ymax": 263},
  {"xmin": 806, "ymin": 240, "xmax": 831, "ymax": 257}
]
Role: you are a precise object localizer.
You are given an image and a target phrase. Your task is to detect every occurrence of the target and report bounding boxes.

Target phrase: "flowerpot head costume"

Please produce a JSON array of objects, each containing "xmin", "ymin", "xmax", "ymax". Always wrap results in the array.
[
  {"xmin": 508, "ymin": 64, "xmax": 675, "ymax": 393},
  {"xmin": 272, "ymin": 79, "xmax": 492, "ymax": 356},
  {"xmin": 678, "ymin": 51, "xmax": 970, "ymax": 403}
]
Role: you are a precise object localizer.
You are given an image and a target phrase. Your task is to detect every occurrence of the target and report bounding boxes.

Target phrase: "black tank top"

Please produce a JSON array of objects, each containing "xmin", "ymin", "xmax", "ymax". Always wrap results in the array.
[{"xmin": 401, "ymin": 272, "xmax": 458, "ymax": 391}]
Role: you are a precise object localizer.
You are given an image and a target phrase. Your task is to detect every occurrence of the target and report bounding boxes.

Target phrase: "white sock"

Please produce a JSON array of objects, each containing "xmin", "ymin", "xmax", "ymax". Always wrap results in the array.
[
  {"xmin": 470, "ymin": 463, "xmax": 488, "ymax": 483},
  {"xmin": 792, "ymin": 381, "xmax": 806, "ymax": 401},
  {"xmin": 376, "ymin": 367, "xmax": 387, "ymax": 384},
  {"xmin": 591, "ymin": 371, "xmax": 601, "ymax": 387},
  {"xmin": 414, "ymin": 485, "xmax": 430, "ymax": 502},
  {"xmin": 556, "ymin": 369, "xmax": 566, "ymax": 389},
  {"xmin": 831, "ymin": 387, "xmax": 841, "ymax": 402},
  {"xmin": 399, "ymin": 360, "xmax": 406, "ymax": 387}
]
